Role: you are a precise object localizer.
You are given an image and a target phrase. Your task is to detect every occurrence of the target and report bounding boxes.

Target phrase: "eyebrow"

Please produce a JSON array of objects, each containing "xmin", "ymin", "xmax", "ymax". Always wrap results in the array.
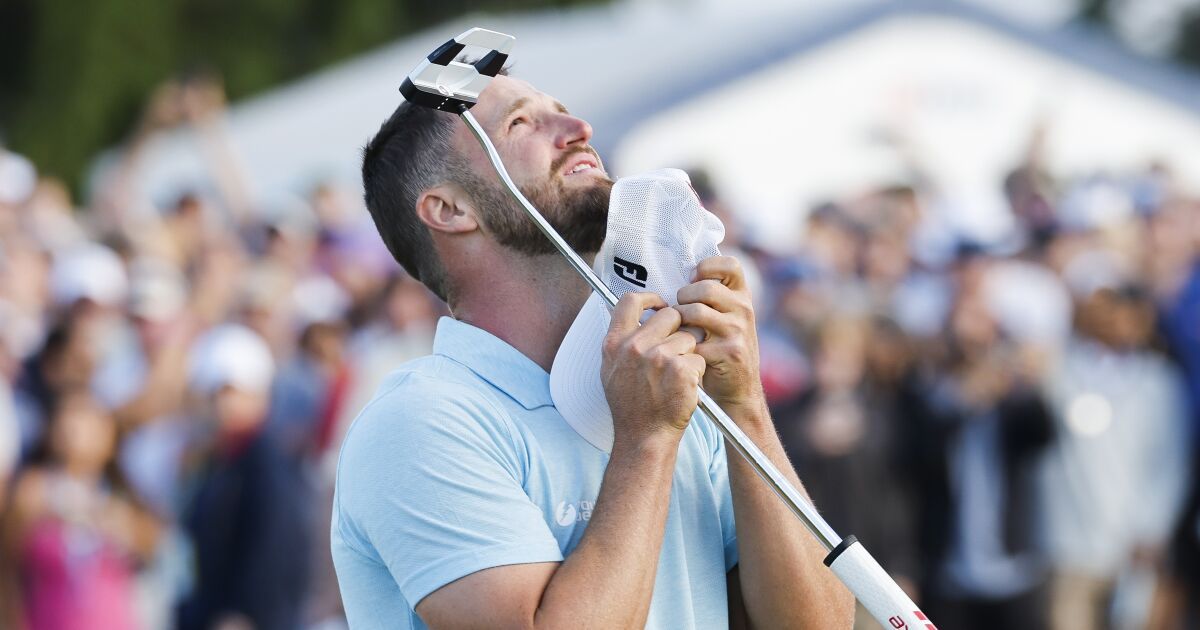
[
  {"xmin": 500, "ymin": 97, "xmax": 570, "ymax": 122},
  {"xmin": 501, "ymin": 97, "xmax": 530, "ymax": 122}
]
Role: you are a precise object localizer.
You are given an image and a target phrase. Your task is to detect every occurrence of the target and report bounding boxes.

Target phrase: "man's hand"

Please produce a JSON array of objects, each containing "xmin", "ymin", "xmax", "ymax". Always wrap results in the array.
[
  {"xmin": 420, "ymin": 296, "xmax": 706, "ymax": 630},
  {"xmin": 677, "ymin": 257, "xmax": 855, "ymax": 628},
  {"xmin": 602, "ymin": 292, "xmax": 707, "ymax": 447},
  {"xmin": 675, "ymin": 256, "xmax": 765, "ymax": 415}
]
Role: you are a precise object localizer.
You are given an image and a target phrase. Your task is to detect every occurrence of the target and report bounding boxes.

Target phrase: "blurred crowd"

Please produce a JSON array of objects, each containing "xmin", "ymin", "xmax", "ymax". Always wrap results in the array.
[
  {"xmin": 712, "ymin": 129, "xmax": 1200, "ymax": 628},
  {"xmin": 0, "ymin": 75, "xmax": 442, "ymax": 630},
  {"xmin": 0, "ymin": 72, "xmax": 1197, "ymax": 630}
]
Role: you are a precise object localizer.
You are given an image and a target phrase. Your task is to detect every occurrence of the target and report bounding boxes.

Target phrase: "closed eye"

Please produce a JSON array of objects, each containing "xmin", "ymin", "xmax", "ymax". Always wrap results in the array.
[{"xmin": 509, "ymin": 116, "xmax": 529, "ymax": 129}]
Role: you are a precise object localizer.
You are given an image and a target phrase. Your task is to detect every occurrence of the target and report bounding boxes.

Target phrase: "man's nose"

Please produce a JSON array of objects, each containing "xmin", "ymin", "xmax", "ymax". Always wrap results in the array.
[{"xmin": 553, "ymin": 113, "xmax": 593, "ymax": 149}]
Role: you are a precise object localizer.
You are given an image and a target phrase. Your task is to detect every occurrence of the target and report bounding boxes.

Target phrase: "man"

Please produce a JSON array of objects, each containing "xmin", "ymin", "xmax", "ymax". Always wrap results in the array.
[
  {"xmin": 331, "ymin": 72, "xmax": 854, "ymax": 629},
  {"xmin": 179, "ymin": 325, "xmax": 313, "ymax": 630},
  {"xmin": 1037, "ymin": 280, "xmax": 1189, "ymax": 630}
]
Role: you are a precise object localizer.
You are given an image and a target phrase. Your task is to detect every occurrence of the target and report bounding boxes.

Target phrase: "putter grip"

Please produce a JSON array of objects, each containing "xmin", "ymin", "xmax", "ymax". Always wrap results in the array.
[{"xmin": 824, "ymin": 537, "xmax": 936, "ymax": 629}]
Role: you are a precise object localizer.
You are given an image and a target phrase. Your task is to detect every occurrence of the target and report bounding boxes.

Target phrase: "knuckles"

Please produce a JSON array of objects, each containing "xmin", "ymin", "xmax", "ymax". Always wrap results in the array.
[
  {"xmin": 666, "ymin": 356, "xmax": 692, "ymax": 378},
  {"xmin": 698, "ymin": 255, "xmax": 742, "ymax": 278},
  {"xmin": 601, "ymin": 333, "xmax": 622, "ymax": 356},
  {"xmin": 719, "ymin": 342, "xmax": 749, "ymax": 366},
  {"xmin": 648, "ymin": 347, "xmax": 672, "ymax": 369},
  {"xmin": 725, "ymin": 292, "xmax": 754, "ymax": 319},
  {"xmin": 658, "ymin": 306, "xmax": 682, "ymax": 328},
  {"xmin": 695, "ymin": 280, "xmax": 724, "ymax": 303},
  {"xmin": 678, "ymin": 279, "xmax": 755, "ymax": 318},
  {"xmin": 700, "ymin": 339, "xmax": 747, "ymax": 366}
]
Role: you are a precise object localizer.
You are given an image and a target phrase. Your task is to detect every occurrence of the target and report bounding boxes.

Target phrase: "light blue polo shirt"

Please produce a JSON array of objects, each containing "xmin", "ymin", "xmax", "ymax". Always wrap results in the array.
[{"xmin": 332, "ymin": 316, "xmax": 738, "ymax": 629}]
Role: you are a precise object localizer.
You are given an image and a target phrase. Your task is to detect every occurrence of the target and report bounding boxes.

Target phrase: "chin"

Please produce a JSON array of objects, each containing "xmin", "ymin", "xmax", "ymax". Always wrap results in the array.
[{"xmin": 560, "ymin": 183, "xmax": 611, "ymax": 253}]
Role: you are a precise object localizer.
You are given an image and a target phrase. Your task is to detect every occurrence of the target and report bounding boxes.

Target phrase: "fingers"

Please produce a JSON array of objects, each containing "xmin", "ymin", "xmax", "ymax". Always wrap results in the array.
[
  {"xmin": 637, "ymin": 304, "xmax": 683, "ymax": 340},
  {"xmin": 605, "ymin": 296, "xmax": 702, "ymax": 368},
  {"xmin": 661, "ymin": 350, "xmax": 707, "ymax": 391},
  {"xmin": 674, "ymin": 302, "xmax": 732, "ymax": 338},
  {"xmin": 659, "ymin": 330, "xmax": 698, "ymax": 356},
  {"xmin": 608, "ymin": 292, "xmax": 668, "ymax": 336},
  {"xmin": 677, "ymin": 279, "xmax": 751, "ymax": 316},
  {"xmin": 601, "ymin": 293, "xmax": 708, "ymax": 441},
  {"xmin": 690, "ymin": 335, "xmax": 751, "ymax": 370},
  {"xmin": 681, "ymin": 353, "xmax": 707, "ymax": 381},
  {"xmin": 693, "ymin": 255, "xmax": 746, "ymax": 291},
  {"xmin": 681, "ymin": 256, "xmax": 753, "ymax": 315}
]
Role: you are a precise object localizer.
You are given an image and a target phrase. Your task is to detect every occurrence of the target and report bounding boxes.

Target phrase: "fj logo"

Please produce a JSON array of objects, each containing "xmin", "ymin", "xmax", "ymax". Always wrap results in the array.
[{"xmin": 612, "ymin": 257, "xmax": 648, "ymax": 288}]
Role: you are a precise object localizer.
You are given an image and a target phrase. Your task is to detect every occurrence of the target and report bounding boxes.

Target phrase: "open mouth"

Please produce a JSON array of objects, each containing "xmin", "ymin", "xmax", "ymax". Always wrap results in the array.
[{"xmin": 561, "ymin": 153, "xmax": 601, "ymax": 177}]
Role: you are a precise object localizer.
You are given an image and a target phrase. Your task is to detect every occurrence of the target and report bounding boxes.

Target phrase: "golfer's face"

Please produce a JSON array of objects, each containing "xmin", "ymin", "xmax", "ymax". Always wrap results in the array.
[{"xmin": 458, "ymin": 76, "xmax": 608, "ymax": 194}]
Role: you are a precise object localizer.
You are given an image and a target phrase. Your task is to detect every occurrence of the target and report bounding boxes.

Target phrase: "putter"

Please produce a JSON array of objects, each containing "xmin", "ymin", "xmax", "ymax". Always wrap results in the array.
[{"xmin": 400, "ymin": 27, "xmax": 935, "ymax": 630}]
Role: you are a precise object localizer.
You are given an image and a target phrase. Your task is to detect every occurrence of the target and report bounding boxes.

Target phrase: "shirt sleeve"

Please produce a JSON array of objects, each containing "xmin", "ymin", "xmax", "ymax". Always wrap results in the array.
[
  {"xmin": 700, "ymin": 410, "xmax": 739, "ymax": 571},
  {"xmin": 335, "ymin": 373, "xmax": 564, "ymax": 608}
]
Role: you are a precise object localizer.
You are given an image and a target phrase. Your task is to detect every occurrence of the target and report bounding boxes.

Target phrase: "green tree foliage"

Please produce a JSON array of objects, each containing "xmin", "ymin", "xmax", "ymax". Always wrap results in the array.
[
  {"xmin": 1078, "ymin": 0, "xmax": 1200, "ymax": 70},
  {"xmin": 1178, "ymin": 10, "xmax": 1200, "ymax": 69},
  {"xmin": 0, "ymin": 0, "xmax": 604, "ymax": 195}
]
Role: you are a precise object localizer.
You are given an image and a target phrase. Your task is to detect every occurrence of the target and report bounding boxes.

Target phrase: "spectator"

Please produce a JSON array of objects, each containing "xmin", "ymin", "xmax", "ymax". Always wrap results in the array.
[
  {"xmin": 1160, "ymin": 198, "xmax": 1200, "ymax": 627},
  {"xmin": 914, "ymin": 271, "xmax": 1054, "ymax": 629},
  {"xmin": 773, "ymin": 315, "xmax": 920, "ymax": 628},
  {"xmin": 13, "ymin": 316, "xmax": 99, "ymax": 457},
  {"xmin": 1, "ymin": 389, "xmax": 160, "ymax": 630},
  {"xmin": 176, "ymin": 325, "xmax": 312, "ymax": 630},
  {"xmin": 1037, "ymin": 271, "xmax": 1190, "ymax": 630},
  {"xmin": 269, "ymin": 318, "xmax": 351, "ymax": 462}
]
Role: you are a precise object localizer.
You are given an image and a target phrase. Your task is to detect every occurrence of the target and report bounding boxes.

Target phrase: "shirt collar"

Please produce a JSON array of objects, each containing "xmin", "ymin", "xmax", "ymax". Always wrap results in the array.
[{"xmin": 432, "ymin": 316, "xmax": 554, "ymax": 410}]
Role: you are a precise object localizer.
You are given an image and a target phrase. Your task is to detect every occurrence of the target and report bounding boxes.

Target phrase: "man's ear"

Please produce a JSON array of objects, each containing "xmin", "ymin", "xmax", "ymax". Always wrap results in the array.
[{"xmin": 416, "ymin": 185, "xmax": 479, "ymax": 235}]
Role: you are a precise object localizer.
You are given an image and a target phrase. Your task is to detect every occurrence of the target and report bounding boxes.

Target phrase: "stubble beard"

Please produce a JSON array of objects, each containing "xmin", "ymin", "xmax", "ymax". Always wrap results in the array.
[{"xmin": 463, "ymin": 167, "xmax": 613, "ymax": 257}]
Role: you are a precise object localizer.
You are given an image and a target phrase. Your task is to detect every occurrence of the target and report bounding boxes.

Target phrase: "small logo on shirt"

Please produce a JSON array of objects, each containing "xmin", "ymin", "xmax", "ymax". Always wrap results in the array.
[{"xmin": 554, "ymin": 500, "xmax": 594, "ymax": 526}]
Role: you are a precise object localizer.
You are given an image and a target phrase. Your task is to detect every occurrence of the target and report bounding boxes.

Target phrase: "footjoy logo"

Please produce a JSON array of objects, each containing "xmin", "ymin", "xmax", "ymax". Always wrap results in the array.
[
  {"xmin": 612, "ymin": 257, "xmax": 648, "ymax": 288},
  {"xmin": 554, "ymin": 500, "xmax": 594, "ymax": 526}
]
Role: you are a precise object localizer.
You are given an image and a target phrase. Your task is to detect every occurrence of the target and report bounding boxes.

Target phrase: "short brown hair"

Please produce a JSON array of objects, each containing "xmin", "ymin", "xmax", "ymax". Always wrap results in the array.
[{"xmin": 361, "ymin": 101, "xmax": 458, "ymax": 301}]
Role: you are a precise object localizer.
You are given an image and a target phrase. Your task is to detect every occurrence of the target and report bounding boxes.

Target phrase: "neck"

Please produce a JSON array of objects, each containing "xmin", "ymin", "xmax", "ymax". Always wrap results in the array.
[{"xmin": 450, "ymin": 249, "xmax": 593, "ymax": 371}]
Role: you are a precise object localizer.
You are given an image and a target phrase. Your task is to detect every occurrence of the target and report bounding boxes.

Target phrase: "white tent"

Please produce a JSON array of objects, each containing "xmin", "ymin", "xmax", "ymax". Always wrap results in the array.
[
  {"xmin": 91, "ymin": 0, "xmax": 1200, "ymax": 251},
  {"xmin": 613, "ymin": 6, "xmax": 1200, "ymax": 249}
]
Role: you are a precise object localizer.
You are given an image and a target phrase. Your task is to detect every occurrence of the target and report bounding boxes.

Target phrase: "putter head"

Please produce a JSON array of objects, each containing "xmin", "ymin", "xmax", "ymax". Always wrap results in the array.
[{"xmin": 400, "ymin": 27, "xmax": 515, "ymax": 113}]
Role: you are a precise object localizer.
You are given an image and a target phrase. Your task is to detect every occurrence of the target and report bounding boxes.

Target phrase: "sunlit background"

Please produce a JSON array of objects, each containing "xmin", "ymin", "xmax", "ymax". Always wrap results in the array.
[{"xmin": 1, "ymin": 0, "xmax": 1199, "ymax": 628}]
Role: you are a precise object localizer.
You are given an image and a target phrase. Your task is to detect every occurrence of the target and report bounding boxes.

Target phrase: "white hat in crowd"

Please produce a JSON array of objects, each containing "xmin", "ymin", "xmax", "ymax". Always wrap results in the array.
[
  {"xmin": 1060, "ymin": 247, "xmax": 1136, "ymax": 298},
  {"xmin": 550, "ymin": 169, "xmax": 724, "ymax": 453},
  {"xmin": 50, "ymin": 244, "xmax": 128, "ymax": 308},
  {"xmin": 981, "ymin": 260, "xmax": 1072, "ymax": 346},
  {"xmin": 127, "ymin": 257, "xmax": 187, "ymax": 322},
  {"xmin": 0, "ymin": 150, "xmax": 36, "ymax": 206},
  {"xmin": 188, "ymin": 324, "xmax": 275, "ymax": 396}
]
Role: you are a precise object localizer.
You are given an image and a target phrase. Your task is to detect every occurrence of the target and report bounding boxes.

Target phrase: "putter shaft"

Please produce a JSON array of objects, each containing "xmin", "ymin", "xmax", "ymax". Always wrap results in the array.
[{"xmin": 460, "ymin": 107, "xmax": 842, "ymax": 552}]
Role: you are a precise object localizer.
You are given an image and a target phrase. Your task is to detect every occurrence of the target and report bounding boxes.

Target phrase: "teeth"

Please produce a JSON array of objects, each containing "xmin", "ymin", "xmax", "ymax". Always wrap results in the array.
[{"xmin": 570, "ymin": 163, "xmax": 592, "ymax": 174}]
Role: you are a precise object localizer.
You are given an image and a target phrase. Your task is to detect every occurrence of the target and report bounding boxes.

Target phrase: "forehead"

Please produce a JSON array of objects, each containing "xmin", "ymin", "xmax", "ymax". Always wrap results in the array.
[{"xmin": 472, "ymin": 75, "xmax": 561, "ymax": 119}]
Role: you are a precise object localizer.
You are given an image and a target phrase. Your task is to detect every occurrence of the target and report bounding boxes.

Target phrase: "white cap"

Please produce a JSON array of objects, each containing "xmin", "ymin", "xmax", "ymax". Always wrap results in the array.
[
  {"xmin": 1060, "ymin": 247, "xmax": 1134, "ymax": 297},
  {"xmin": 1058, "ymin": 179, "xmax": 1134, "ymax": 232},
  {"xmin": 127, "ymin": 257, "xmax": 187, "ymax": 322},
  {"xmin": 188, "ymin": 324, "xmax": 275, "ymax": 396},
  {"xmin": 549, "ymin": 168, "xmax": 724, "ymax": 453},
  {"xmin": 981, "ymin": 260, "xmax": 1071, "ymax": 345},
  {"xmin": 0, "ymin": 150, "xmax": 36, "ymax": 206},
  {"xmin": 292, "ymin": 274, "xmax": 350, "ymax": 328},
  {"xmin": 50, "ymin": 244, "xmax": 128, "ymax": 308}
]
